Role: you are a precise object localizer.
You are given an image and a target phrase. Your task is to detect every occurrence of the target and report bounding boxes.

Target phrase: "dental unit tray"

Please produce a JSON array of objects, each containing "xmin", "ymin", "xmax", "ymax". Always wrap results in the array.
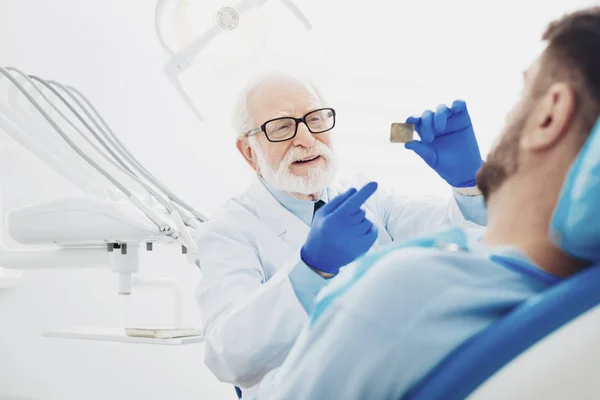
[
  {"xmin": 0, "ymin": 65, "xmax": 206, "ymax": 253},
  {"xmin": 0, "ymin": 65, "xmax": 206, "ymax": 344},
  {"xmin": 7, "ymin": 197, "xmax": 172, "ymax": 246}
]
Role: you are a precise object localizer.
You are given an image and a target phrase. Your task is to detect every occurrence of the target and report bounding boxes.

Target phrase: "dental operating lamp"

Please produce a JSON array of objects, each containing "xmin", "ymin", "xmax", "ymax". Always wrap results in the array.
[{"xmin": 154, "ymin": 0, "xmax": 313, "ymax": 123}]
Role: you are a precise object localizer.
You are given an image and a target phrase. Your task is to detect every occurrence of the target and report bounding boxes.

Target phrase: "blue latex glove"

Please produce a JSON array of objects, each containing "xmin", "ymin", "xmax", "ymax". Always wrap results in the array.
[
  {"xmin": 301, "ymin": 182, "xmax": 379, "ymax": 274},
  {"xmin": 405, "ymin": 100, "xmax": 483, "ymax": 188}
]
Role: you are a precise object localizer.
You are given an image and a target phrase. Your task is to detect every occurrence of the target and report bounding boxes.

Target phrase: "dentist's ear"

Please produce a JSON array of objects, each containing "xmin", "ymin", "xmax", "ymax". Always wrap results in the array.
[
  {"xmin": 520, "ymin": 82, "xmax": 576, "ymax": 151},
  {"xmin": 237, "ymin": 136, "xmax": 259, "ymax": 171}
]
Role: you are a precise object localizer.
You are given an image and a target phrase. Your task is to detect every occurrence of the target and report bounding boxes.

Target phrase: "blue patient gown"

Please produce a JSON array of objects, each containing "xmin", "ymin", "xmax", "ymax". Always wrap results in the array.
[{"xmin": 255, "ymin": 228, "xmax": 561, "ymax": 399}]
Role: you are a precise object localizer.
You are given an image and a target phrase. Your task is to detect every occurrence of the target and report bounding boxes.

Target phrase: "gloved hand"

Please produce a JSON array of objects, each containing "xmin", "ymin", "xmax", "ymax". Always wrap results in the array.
[
  {"xmin": 405, "ymin": 100, "xmax": 483, "ymax": 188},
  {"xmin": 301, "ymin": 182, "xmax": 379, "ymax": 275}
]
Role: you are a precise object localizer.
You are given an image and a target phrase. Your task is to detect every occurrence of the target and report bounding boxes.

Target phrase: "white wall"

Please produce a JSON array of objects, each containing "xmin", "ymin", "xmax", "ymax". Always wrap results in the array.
[
  {"xmin": 0, "ymin": 0, "xmax": 595, "ymax": 399},
  {"xmin": 0, "ymin": 0, "xmax": 236, "ymax": 398}
]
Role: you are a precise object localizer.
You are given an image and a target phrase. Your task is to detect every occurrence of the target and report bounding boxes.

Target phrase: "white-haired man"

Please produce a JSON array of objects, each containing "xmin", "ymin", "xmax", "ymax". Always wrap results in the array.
[{"xmin": 194, "ymin": 72, "xmax": 487, "ymax": 398}]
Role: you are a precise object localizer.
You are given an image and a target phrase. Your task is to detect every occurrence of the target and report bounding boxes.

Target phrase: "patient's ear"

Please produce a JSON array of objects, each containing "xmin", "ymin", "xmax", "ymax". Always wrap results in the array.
[
  {"xmin": 521, "ymin": 83, "xmax": 576, "ymax": 151},
  {"xmin": 236, "ymin": 137, "xmax": 258, "ymax": 171}
]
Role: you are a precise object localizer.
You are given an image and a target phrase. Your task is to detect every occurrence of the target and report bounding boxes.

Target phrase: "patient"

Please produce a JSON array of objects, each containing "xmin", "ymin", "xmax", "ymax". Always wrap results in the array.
[{"xmin": 256, "ymin": 6, "xmax": 600, "ymax": 399}]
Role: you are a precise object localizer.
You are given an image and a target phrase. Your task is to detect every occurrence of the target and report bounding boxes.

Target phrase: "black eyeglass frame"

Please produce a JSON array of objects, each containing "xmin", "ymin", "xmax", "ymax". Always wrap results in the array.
[{"xmin": 244, "ymin": 108, "xmax": 336, "ymax": 143}]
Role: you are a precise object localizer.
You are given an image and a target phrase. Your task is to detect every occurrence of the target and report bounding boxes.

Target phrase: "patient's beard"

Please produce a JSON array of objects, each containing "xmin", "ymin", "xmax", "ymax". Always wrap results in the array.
[
  {"xmin": 251, "ymin": 139, "xmax": 338, "ymax": 196},
  {"xmin": 477, "ymin": 100, "xmax": 531, "ymax": 203}
]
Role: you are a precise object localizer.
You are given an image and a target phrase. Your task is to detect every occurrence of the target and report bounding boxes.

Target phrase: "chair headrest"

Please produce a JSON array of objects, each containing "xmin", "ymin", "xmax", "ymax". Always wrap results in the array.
[{"xmin": 550, "ymin": 116, "xmax": 600, "ymax": 262}]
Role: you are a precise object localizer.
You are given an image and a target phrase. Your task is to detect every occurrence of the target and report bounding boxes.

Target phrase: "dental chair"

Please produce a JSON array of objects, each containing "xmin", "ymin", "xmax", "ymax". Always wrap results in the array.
[
  {"xmin": 406, "ymin": 116, "xmax": 600, "ymax": 400},
  {"xmin": 406, "ymin": 262, "xmax": 600, "ymax": 400}
]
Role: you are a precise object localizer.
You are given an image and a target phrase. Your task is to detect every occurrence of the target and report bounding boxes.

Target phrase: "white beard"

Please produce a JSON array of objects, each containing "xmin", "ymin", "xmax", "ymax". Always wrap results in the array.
[{"xmin": 250, "ymin": 137, "xmax": 338, "ymax": 196}]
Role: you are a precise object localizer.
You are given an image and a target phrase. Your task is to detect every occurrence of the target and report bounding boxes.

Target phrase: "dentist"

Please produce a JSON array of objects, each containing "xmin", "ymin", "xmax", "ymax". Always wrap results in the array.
[{"xmin": 194, "ymin": 71, "xmax": 487, "ymax": 398}]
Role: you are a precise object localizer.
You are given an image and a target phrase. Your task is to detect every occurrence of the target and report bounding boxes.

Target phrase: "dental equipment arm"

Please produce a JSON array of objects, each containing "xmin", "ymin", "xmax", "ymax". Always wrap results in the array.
[
  {"xmin": 0, "ymin": 67, "xmax": 205, "ymax": 310},
  {"xmin": 0, "ymin": 111, "xmax": 100, "ymax": 195},
  {"xmin": 27, "ymin": 73, "xmax": 166, "ymax": 192},
  {"xmin": 46, "ymin": 81, "xmax": 199, "ymax": 254},
  {"xmin": 29, "ymin": 75, "xmax": 133, "ymax": 174},
  {"xmin": 8, "ymin": 68, "xmax": 200, "ymax": 251},
  {"xmin": 0, "ymin": 67, "xmax": 175, "ymax": 237},
  {"xmin": 41, "ymin": 80, "xmax": 202, "ymax": 257},
  {"xmin": 3, "ymin": 69, "xmax": 202, "ymax": 264},
  {"xmin": 6, "ymin": 69, "xmax": 142, "ymax": 188},
  {"xmin": 31, "ymin": 76, "xmax": 202, "ymax": 245},
  {"xmin": 35, "ymin": 79, "xmax": 201, "ymax": 253},
  {"xmin": 57, "ymin": 83, "xmax": 207, "ymax": 224},
  {"xmin": 32, "ymin": 77, "xmax": 197, "ymax": 232},
  {"xmin": 9, "ymin": 70, "xmax": 142, "ymax": 190},
  {"xmin": 1, "ymin": 77, "xmax": 111, "ymax": 194}
]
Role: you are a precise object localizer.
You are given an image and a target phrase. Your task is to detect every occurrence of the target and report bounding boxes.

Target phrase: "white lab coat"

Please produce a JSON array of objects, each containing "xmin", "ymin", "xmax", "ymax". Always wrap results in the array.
[{"xmin": 194, "ymin": 176, "xmax": 482, "ymax": 396}]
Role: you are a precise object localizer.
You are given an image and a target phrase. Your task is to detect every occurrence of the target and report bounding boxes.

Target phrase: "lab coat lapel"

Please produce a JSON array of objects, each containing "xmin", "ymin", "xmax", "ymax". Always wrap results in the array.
[{"xmin": 247, "ymin": 178, "xmax": 311, "ymax": 251}]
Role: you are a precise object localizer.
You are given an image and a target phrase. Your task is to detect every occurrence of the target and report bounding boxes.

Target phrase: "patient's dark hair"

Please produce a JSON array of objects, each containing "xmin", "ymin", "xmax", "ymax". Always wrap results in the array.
[
  {"xmin": 537, "ymin": 6, "xmax": 600, "ymax": 135},
  {"xmin": 476, "ymin": 7, "xmax": 600, "ymax": 202}
]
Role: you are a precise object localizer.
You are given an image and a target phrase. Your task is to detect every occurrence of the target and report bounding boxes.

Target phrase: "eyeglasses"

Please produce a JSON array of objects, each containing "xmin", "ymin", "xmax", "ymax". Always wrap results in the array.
[{"xmin": 245, "ymin": 108, "xmax": 336, "ymax": 142}]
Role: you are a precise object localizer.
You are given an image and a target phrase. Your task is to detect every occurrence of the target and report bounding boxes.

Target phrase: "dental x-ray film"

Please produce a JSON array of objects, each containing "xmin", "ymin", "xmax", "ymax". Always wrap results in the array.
[{"xmin": 390, "ymin": 123, "xmax": 414, "ymax": 143}]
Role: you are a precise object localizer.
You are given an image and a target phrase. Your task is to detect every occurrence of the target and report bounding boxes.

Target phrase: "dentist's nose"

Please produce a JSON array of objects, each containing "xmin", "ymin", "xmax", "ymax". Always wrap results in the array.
[{"xmin": 292, "ymin": 122, "xmax": 315, "ymax": 148}]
